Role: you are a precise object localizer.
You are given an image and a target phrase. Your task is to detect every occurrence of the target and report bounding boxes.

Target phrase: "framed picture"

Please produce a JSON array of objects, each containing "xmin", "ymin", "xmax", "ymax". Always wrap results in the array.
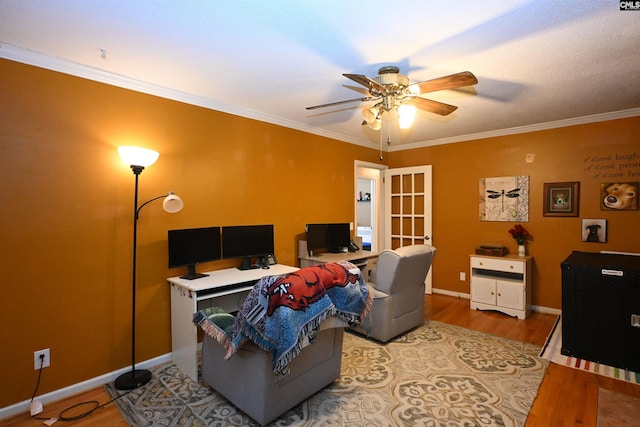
[
  {"xmin": 600, "ymin": 182, "xmax": 639, "ymax": 211},
  {"xmin": 543, "ymin": 182, "xmax": 579, "ymax": 217},
  {"xmin": 581, "ymin": 218, "xmax": 607, "ymax": 243},
  {"xmin": 479, "ymin": 176, "xmax": 529, "ymax": 222}
]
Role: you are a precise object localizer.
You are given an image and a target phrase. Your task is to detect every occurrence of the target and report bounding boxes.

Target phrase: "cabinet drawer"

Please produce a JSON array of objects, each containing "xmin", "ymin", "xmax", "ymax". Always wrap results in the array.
[{"xmin": 471, "ymin": 257, "xmax": 524, "ymax": 274}]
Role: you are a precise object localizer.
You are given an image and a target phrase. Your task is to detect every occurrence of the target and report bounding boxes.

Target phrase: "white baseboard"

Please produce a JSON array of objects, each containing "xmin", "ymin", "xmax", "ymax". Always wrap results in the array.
[
  {"xmin": 431, "ymin": 288, "xmax": 471, "ymax": 299},
  {"xmin": 0, "ymin": 353, "xmax": 171, "ymax": 421},
  {"xmin": 430, "ymin": 288, "xmax": 561, "ymax": 316},
  {"xmin": 531, "ymin": 305, "xmax": 562, "ymax": 316}
]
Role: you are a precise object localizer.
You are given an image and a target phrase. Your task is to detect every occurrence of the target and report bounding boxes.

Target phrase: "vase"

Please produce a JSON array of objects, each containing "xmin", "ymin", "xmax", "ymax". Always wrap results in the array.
[{"xmin": 518, "ymin": 244, "xmax": 526, "ymax": 257}]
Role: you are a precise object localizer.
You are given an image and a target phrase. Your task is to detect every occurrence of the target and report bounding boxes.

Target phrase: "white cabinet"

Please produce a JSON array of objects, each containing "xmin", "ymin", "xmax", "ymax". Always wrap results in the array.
[{"xmin": 470, "ymin": 255, "xmax": 532, "ymax": 319}]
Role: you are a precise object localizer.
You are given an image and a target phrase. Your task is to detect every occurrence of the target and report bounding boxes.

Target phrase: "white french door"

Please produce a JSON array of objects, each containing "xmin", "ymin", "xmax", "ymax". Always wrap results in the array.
[{"xmin": 384, "ymin": 165, "xmax": 433, "ymax": 293}]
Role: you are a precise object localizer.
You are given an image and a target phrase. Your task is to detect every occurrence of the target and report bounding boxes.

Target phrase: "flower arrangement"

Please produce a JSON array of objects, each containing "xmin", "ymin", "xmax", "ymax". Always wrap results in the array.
[{"xmin": 508, "ymin": 224, "xmax": 530, "ymax": 245}]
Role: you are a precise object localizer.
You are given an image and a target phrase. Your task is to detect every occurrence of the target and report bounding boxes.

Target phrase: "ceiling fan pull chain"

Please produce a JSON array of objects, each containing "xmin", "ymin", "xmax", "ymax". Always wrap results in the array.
[{"xmin": 387, "ymin": 114, "xmax": 392, "ymax": 146}]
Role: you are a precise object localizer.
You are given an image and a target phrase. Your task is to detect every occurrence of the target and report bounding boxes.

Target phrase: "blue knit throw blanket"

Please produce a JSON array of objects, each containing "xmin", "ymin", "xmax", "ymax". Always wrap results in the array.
[{"xmin": 225, "ymin": 261, "xmax": 371, "ymax": 375}]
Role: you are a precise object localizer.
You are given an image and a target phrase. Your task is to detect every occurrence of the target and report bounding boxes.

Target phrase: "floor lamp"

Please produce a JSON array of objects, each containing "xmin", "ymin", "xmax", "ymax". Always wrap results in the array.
[{"xmin": 115, "ymin": 146, "xmax": 184, "ymax": 390}]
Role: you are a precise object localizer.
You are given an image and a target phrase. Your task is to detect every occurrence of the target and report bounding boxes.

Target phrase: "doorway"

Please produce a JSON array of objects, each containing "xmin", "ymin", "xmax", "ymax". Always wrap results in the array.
[
  {"xmin": 354, "ymin": 161, "xmax": 386, "ymax": 254},
  {"xmin": 354, "ymin": 161, "xmax": 433, "ymax": 294}
]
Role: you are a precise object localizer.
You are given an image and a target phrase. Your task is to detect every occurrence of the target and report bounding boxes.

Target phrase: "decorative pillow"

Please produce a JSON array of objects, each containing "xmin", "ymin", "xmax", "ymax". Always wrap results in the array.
[{"xmin": 193, "ymin": 307, "xmax": 236, "ymax": 350}]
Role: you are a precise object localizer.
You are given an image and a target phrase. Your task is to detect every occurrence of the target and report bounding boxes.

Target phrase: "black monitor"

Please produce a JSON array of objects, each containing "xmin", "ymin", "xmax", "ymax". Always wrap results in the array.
[
  {"xmin": 222, "ymin": 224, "xmax": 275, "ymax": 270},
  {"xmin": 326, "ymin": 223, "xmax": 351, "ymax": 253},
  {"xmin": 305, "ymin": 223, "xmax": 328, "ymax": 256},
  {"xmin": 168, "ymin": 226, "xmax": 221, "ymax": 280}
]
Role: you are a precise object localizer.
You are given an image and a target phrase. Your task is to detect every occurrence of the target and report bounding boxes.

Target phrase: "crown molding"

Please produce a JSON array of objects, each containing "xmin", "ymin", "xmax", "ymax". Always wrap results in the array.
[
  {"xmin": 0, "ymin": 43, "xmax": 375, "ymax": 148},
  {"xmin": 3, "ymin": 43, "xmax": 638, "ymax": 152},
  {"xmin": 389, "ymin": 108, "xmax": 640, "ymax": 151}
]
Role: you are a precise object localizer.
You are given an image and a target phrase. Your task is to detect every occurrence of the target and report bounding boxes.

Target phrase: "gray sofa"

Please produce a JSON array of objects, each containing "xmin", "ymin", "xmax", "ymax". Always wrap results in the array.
[
  {"xmin": 201, "ymin": 326, "xmax": 344, "ymax": 425},
  {"xmin": 350, "ymin": 244, "xmax": 436, "ymax": 342}
]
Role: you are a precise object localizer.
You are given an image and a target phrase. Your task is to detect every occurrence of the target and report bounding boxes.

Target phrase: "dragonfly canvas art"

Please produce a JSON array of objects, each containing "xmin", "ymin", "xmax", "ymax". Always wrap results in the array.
[{"xmin": 479, "ymin": 176, "xmax": 529, "ymax": 221}]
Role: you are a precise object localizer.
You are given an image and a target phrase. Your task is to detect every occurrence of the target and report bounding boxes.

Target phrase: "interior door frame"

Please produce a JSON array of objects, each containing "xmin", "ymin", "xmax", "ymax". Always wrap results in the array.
[
  {"xmin": 354, "ymin": 161, "xmax": 433, "ymax": 294},
  {"xmin": 354, "ymin": 161, "xmax": 387, "ymax": 254}
]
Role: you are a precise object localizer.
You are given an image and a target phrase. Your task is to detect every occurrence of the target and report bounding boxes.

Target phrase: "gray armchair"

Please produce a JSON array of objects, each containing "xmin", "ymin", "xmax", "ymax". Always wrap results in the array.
[{"xmin": 350, "ymin": 244, "xmax": 436, "ymax": 342}]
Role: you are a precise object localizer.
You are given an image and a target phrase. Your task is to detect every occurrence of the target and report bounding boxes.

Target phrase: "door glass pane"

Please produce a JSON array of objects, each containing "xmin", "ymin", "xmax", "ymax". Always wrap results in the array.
[
  {"xmin": 391, "ymin": 237, "xmax": 401, "ymax": 249},
  {"xmin": 391, "ymin": 217, "xmax": 400, "ymax": 235},
  {"xmin": 402, "ymin": 174, "xmax": 413, "ymax": 193},
  {"xmin": 414, "ymin": 195, "xmax": 424, "ymax": 214},
  {"xmin": 391, "ymin": 195, "xmax": 400, "ymax": 215},
  {"xmin": 391, "ymin": 175, "xmax": 401, "ymax": 194},
  {"xmin": 402, "ymin": 217, "xmax": 413, "ymax": 235},
  {"xmin": 414, "ymin": 217, "xmax": 424, "ymax": 237},
  {"xmin": 414, "ymin": 173, "xmax": 424, "ymax": 193},
  {"xmin": 402, "ymin": 196, "xmax": 413, "ymax": 214}
]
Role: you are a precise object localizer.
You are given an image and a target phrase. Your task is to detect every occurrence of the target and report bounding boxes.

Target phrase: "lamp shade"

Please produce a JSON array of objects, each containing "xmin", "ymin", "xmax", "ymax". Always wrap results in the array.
[
  {"xmin": 118, "ymin": 146, "xmax": 160, "ymax": 168},
  {"xmin": 163, "ymin": 192, "xmax": 184, "ymax": 213}
]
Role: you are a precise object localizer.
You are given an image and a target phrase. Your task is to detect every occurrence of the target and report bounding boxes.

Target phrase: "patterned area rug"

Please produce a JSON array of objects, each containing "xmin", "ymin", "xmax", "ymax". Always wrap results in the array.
[
  {"xmin": 539, "ymin": 316, "xmax": 640, "ymax": 384},
  {"xmin": 105, "ymin": 321, "xmax": 548, "ymax": 426}
]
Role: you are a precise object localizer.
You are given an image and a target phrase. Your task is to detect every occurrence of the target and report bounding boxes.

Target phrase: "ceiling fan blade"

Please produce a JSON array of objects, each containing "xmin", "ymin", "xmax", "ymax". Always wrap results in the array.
[
  {"xmin": 306, "ymin": 96, "xmax": 378, "ymax": 110},
  {"xmin": 410, "ymin": 97, "xmax": 458, "ymax": 116},
  {"xmin": 343, "ymin": 73, "xmax": 386, "ymax": 92},
  {"xmin": 344, "ymin": 84, "xmax": 371, "ymax": 96},
  {"xmin": 413, "ymin": 71, "xmax": 478, "ymax": 94}
]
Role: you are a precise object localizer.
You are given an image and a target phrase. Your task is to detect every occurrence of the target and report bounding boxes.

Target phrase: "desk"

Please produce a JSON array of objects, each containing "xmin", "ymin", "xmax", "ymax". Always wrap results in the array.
[
  {"xmin": 298, "ymin": 240, "xmax": 379, "ymax": 281},
  {"xmin": 167, "ymin": 264, "xmax": 298, "ymax": 381}
]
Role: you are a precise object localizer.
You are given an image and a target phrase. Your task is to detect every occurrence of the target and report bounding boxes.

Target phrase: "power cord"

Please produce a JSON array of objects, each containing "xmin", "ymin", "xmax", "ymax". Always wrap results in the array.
[
  {"xmin": 29, "ymin": 355, "xmax": 45, "ymax": 416},
  {"xmin": 31, "ymin": 355, "xmax": 45, "ymax": 399},
  {"xmin": 32, "ymin": 392, "xmax": 133, "ymax": 423},
  {"xmin": 30, "ymin": 354, "xmax": 135, "ymax": 422}
]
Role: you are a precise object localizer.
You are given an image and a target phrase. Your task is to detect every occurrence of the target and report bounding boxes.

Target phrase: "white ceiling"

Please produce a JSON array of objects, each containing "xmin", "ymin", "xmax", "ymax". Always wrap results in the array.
[{"xmin": 2, "ymin": 1, "xmax": 640, "ymax": 151}]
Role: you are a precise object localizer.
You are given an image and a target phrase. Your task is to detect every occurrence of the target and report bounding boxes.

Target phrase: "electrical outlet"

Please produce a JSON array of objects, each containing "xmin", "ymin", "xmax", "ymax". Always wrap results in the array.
[
  {"xmin": 459, "ymin": 272, "xmax": 466, "ymax": 281},
  {"xmin": 34, "ymin": 349, "xmax": 50, "ymax": 370}
]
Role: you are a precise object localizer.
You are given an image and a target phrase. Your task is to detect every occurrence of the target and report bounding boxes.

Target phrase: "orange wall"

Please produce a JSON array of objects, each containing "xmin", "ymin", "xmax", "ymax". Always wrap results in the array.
[
  {"xmin": 388, "ymin": 120, "xmax": 640, "ymax": 309},
  {"xmin": 1, "ymin": 57, "xmax": 639, "ymax": 410},
  {"xmin": 0, "ymin": 59, "xmax": 382, "ymax": 408}
]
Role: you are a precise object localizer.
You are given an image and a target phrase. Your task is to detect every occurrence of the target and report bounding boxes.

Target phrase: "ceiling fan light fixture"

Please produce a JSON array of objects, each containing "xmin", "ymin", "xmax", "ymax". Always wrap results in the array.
[
  {"xmin": 367, "ymin": 117, "xmax": 382, "ymax": 131},
  {"xmin": 307, "ymin": 67, "xmax": 477, "ymax": 137},
  {"xmin": 398, "ymin": 104, "xmax": 416, "ymax": 129},
  {"xmin": 362, "ymin": 106, "xmax": 379, "ymax": 124},
  {"xmin": 407, "ymin": 84, "xmax": 421, "ymax": 95}
]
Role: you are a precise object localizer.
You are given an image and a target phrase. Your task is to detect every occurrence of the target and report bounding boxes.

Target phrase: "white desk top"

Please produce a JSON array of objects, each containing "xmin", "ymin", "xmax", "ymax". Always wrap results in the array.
[
  {"xmin": 299, "ymin": 250, "xmax": 378, "ymax": 263},
  {"xmin": 167, "ymin": 263, "xmax": 299, "ymax": 293}
]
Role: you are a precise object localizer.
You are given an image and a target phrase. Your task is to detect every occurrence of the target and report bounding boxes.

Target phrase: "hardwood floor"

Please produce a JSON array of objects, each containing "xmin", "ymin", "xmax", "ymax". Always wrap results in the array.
[
  {"xmin": 426, "ymin": 294, "xmax": 640, "ymax": 427},
  {"xmin": 3, "ymin": 293, "xmax": 639, "ymax": 426},
  {"xmin": 1, "ymin": 386, "xmax": 127, "ymax": 427}
]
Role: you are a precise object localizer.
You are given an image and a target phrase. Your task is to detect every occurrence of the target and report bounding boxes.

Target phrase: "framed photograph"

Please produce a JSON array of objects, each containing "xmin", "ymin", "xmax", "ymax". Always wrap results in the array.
[
  {"xmin": 582, "ymin": 218, "xmax": 607, "ymax": 243},
  {"xmin": 543, "ymin": 182, "xmax": 579, "ymax": 217},
  {"xmin": 600, "ymin": 182, "xmax": 639, "ymax": 211}
]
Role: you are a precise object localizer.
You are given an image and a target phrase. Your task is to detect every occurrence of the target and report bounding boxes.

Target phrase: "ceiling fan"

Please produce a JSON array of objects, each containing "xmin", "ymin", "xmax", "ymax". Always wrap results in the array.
[{"xmin": 306, "ymin": 66, "xmax": 478, "ymax": 130}]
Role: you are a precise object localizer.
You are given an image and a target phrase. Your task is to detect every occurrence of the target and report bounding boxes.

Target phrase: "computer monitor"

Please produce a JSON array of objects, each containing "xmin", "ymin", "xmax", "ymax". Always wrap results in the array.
[
  {"xmin": 326, "ymin": 223, "xmax": 351, "ymax": 253},
  {"xmin": 222, "ymin": 224, "xmax": 275, "ymax": 270},
  {"xmin": 168, "ymin": 226, "xmax": 221, "ymax": 280},
  {"xmin": 305, "ymin": 223, "xmax": 328, "ymax": 256}
]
